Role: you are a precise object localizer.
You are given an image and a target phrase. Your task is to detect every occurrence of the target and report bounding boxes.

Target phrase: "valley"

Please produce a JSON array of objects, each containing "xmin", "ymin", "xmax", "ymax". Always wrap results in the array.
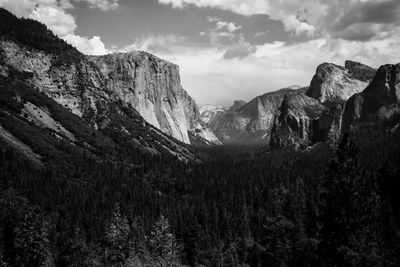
[{"xmin": 1, "ymin": 6, "xmax": 400, "ymax": 267}]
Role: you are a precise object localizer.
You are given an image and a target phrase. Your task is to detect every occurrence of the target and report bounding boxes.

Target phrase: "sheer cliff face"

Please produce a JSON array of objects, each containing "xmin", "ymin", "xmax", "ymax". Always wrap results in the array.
[
  {"xmin": 270, "ymin": 93, "xmax": 326, "ymax": 149},
  {"xmin": 89, "ymin": 53, "xmax": 199, "ymax": 144},
  {"xmin": 342, "ymin": 64, "xmax": 400, "ymax": 133},
  {"xmin": 0, "ymin": 39, "xmax": 198, "ymax": 144},
  {"xmin": 306, "ymin": 61, "xmax": 375, "ymax": 103}
]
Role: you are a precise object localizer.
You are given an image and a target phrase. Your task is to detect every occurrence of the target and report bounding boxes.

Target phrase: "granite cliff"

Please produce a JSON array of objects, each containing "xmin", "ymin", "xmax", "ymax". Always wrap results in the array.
[
  {"xmin": 0, "ymin": 37, "xmax": 199, "ymax": 144},
  {"xmin": 342, "ymin": 63, "xmax": 400, "ymax": 133},
  {"xmin": 270, "ymin": 61, "xmax": 376, "ymax": 149},
  {"xmin": 306, "ymin": 61, "xmax": 375, "ymax": 103}
]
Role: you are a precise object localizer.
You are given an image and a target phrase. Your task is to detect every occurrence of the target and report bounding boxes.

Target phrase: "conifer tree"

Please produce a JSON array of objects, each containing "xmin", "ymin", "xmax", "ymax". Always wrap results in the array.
[
  {"xmin": 148, "ymin": 214, "xmax": 180, "ymax": 266},
  {"xmin": 14, "ymin": 208, "xmax": 52, "ymax": 267},
  {"xmin": 103, "ymin": 203, "xmax": 130, "ymax": 266}
]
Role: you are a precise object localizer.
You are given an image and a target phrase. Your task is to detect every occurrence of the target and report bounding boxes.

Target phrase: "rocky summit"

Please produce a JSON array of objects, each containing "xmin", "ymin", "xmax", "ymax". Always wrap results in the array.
[
  {"xmin": 269, "ymin": 61, "xmax": 377, "ymax": 149},
  {"xmin": 306, "ymin": 61, "xmax": 376, "ymax": 103}
]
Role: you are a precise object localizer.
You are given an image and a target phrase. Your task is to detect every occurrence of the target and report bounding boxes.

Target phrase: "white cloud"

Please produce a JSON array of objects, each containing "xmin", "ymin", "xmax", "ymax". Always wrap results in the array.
[
  {"xmin": 159, "ymin": 0, "xmax": 399, "ymax": 39},
  {"xmin": 158, "ymin": 0, "xmax": 269, "ymax": 16},
  {"xmin": 0, "ymin": 0, "xmax": 112, "ymax": 55},
  {"xmin": 29, "ymin": 5, "xmax": 76, "ymax": 36},
  {"xmin": 74, "ymin": 0, "xmax": 119, "ymax": 11},
  {"xmin": 216, "ymin": 21, "xmax": 242, "ymax": 32},
  {"xmin": 120, "ymin": 34, "xmax": 185, "ymax": 54},
  {"xmin": 63, "ymin": 34, "xmax": 109, "ymax": 55}
]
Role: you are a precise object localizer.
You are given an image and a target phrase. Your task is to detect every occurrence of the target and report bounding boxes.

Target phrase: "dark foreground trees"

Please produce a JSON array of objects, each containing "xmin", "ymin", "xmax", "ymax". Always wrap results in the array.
[{"xmin": 1, "ymin": 113, "xmax": 400, "ymax": 266}]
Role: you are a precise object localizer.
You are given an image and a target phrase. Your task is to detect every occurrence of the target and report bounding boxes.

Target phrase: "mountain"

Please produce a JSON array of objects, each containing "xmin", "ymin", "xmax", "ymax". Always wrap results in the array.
[
  {"xmin": 88, "ymin": 53, "xmax": 198, "ymax": 144},
  {"xmin": 0, "ymin": 7, "xmax": 204, "ymax": 163},
  {"xmin": 270, "ymin": 61, "xmax": 376, "ymax": 149},
  {"xmin": 229, "ymin": 100, "xmax": 246, "ymax": 112},
  {"xmin": 342, "ymin": 63, "xmax": 400, "ymax": 133},
  {"xmin": 188, "ymin": 122, "xmax": 222, "ymax": 146},
  {"xmin": 0, "ymin": 8, "xmax": 213, "ymax": 146},
  {"xmin": 201, "ymin": 86, "xmax": 305, "ymax": 145},
  {"xmin": 306, "ymin": 61, "xmax": 376, "ymax": 102},
  {"xmin": 199, "ymin": 105, "xmax": 228, "ymax": 125},
  {"xmin": 270, "ymin": 92, "xmax": 326, "ymax": 149}
]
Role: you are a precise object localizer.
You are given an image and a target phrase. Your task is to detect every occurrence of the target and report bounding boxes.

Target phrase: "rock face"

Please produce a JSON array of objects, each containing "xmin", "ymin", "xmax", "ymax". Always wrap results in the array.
[
  {"xmin": 202, "ymin": 86, "xmax": 305, "ymax": 144},
  {"xmin": 342, "ymin": 64, "xmax": 400, "ymax": 132},
  {"xmin": 89, "ymin": 53, "xmax": 198, "ymax": 144},
  {"xmin": 188, "ymin": 122, "xmax": 222, "ymax": 146},
  {"xmin": 229, "ymin": 100, "xmax": 246, "ymax": 112},
  {"xmin": 270, "ymin": 93, "xmax": 326, "ymax": 149},
  {"xmin": 199, "ymin": 105, "xmax": 228, "ymax": 125},
  {"xmin": 270, "ymin": 61, "xmax": 376, "ymax": 149},
  {"xmin": 0, "ymin": 39, "xmax": 199, "ymax": 144},
  {"xmin": 306, "ymin": 61, "xmax": 375, "ymax": 103}
]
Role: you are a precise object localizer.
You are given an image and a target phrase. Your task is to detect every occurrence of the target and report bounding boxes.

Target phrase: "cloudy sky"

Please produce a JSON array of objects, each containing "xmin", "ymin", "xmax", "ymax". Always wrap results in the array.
[{"xmin": 1, "ymin": 0, "xmax": 400, "ymax": 106}]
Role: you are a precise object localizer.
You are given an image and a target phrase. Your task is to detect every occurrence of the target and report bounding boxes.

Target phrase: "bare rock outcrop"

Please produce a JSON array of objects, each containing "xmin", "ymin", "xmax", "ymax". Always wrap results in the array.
[
  {"xmin": 342, "ymin": 63, "xmax": 400, "ymax": 133},
  {"xmin": 306, "ymin": 61, "xmax": 375, "ymax": 103},
  {"xmin": 270, "ymin": 93, "xmax": 326, "ymax": 149}
]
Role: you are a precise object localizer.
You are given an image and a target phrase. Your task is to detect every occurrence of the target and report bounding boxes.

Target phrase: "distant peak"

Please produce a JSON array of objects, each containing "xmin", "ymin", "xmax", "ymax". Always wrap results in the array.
[{"xmin": 229, "ymin": 100, "xmax": 246, "ymax": 112}]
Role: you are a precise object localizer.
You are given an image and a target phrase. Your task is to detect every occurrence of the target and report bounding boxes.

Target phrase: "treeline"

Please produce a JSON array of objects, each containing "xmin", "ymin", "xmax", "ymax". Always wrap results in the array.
[{"xmin": 0, "ymin": 7, "xmax": 83, "ymax": 65}]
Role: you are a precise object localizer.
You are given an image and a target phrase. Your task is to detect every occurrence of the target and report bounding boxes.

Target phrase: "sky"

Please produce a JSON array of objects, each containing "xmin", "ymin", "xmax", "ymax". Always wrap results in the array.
[{"xmin": 1, "ymin": 0, "xmax": 400, "ymax": 106}]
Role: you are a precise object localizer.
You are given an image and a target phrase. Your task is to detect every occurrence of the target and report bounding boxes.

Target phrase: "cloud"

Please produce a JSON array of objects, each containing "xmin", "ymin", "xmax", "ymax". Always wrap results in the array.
[
  {"xmin": 63, "ymin": 34, "xmax": 109, "ymax": 55},
  {"xmin": 120, "ymin": 34, "xmax": 187, "ymax": 54},
  {"xmin": 29, "ymin": 5, "xmax": 76, "ymax": 36},
  {"xmin": 329, "ymin": 0, "xmax": 400, "ymax": 41},
  {"xmin": 74, "ymin": 0, "xmax": 119, "ymax": 11},
  {"xmin": 158, "ymin": 0, "xmax": 269, "ymax": 16},
  {"xmin": 223, "ymin": 35, "xmax": 256, "ymax": 59},
  {"xmin": 0, "ymin": 0, "xmax": 112, "ymax": 55},
  {"xmin": 216, "ymin": 21, "xmax": 242, "ymax": 32},
  {"xmin": 333, "ymin": 0, "xmax": 400, "ymax": 31},
  {"xmin": 255, "ymin": 31, "xmax": 269, "ymax": 38},
  {"xmin": 159, "ymin": 0, "xmax": 319, "ymax": 36},
  {"xmin": 331, "ymin": 23, "xmax": 390, "ymax": 41},
  {"xmin": 223, "ymin": 43, "xmax": 256, "ymax": 59},
  {"xmin": 158, "ymin": 0, "xmax": 399, "ymax": 40}
]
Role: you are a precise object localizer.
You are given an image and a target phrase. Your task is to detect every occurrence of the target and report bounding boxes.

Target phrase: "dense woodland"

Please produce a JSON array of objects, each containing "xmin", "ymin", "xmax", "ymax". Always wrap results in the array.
[
  {"xmin": 1, "ymin": 113, "xmax": 400, "ymax": 267},
  {"xmin": 1, "ymin": 7, "xmax": 400, "ymax": 266}
]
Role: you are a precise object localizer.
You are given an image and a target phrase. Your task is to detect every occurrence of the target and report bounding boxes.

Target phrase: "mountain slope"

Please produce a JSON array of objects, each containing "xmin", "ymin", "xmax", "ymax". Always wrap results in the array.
[
  {"xmin": 0, "ymin": 7, "xmax": 200, "ymax": 145},
  {"xmin": 203, "ymin": 86, "xmax": 305, "ymax": 144},
  {"xmin": 0, "ymin": 8, "xmax": 203, "ymax": 163}
]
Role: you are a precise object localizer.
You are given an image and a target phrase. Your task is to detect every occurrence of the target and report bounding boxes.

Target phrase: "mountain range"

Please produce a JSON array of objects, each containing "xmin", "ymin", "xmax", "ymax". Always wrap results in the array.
[{"xmin": 1, "ymin": 7, "xmax": 400, "ymax": 163}]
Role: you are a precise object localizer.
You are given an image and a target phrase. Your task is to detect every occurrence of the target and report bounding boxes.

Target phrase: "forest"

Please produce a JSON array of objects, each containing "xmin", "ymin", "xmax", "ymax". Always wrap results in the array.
[
  {"xmin": 1, "ymin": 112, "xmax": 400, "ymax": 266},
  {"xmin": 1, "ymin": 6, "xmax": 400, "ymax": 267}
]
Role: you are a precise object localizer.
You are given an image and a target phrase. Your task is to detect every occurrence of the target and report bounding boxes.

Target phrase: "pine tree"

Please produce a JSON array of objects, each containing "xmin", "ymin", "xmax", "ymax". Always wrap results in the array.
[
  {"xmin": 318, "ymin": 134, "xmax": 383, "ymax": 266},
  {"xmin": 103, "ymin": 203, "xmax": 130, "ymax": 266},
  {"xmin": 14, "ymin": 208, "xmax": 52, "ymax": 267},
  {"xmin": 148, "ymin": 214, "xmax": 180, "ymax": 266}
]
